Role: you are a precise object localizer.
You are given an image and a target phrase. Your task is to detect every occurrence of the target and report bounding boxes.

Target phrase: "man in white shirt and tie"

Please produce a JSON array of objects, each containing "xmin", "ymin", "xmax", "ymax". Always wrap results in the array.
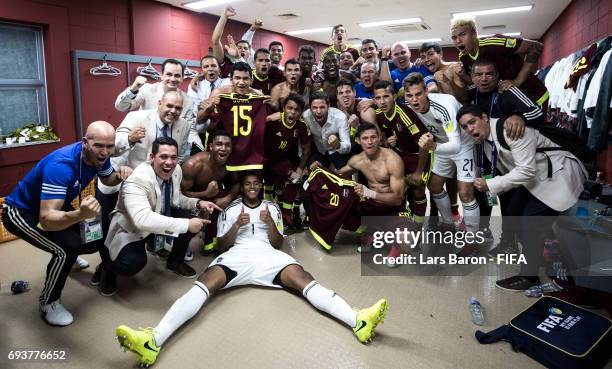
[
  {"xmin": 187, "ymin": 55, "xmax": 230, "ymax": 152},
  {"xmin": 114, "ymin": 58, "xmax": 201, "ymax": 153}
]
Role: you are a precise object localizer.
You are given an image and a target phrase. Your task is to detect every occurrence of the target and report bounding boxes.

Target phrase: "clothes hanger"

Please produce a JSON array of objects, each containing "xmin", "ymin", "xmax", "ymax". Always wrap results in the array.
[
  {"xmin": 136, "ymin": 58, "xmax": 161, "ymax": 80},
  {"xmin": 183, "ymin": 61, "xmax": 199, "ymax": 79},
  {"xmin": 89, "ymin": 55, "xmax": 122, "ymax": 76}
]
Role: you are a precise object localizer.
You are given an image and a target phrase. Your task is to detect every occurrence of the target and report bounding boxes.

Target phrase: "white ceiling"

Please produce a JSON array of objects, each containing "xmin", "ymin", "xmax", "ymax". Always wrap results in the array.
[{"xmin": 157, "ymin": 0, "xmax": 571, "ymax": 47}]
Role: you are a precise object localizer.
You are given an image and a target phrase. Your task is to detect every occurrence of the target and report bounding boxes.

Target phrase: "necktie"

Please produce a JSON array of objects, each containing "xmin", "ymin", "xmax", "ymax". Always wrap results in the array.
[
  {"xmin": 161, "ymin": 124, "xmax": 169, "ymax": 138},
  {"xmin": 210, "ymin": 80, "xmax": 216, "ymax": 92},
  {"xmin": 162, "ymin": 180, "xmax": 173, "ymax": 242},
  {"xmin": 162, "ymin": 180, "xmax": 172, "ymax": 216}
]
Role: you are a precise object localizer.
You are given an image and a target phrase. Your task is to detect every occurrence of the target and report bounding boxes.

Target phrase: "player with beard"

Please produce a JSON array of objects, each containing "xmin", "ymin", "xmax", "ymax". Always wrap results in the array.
[
  {"xmin": 181, "ymin": 131, "xmax": 234, "ymax": 252},
  {"xmin": 420, "ymin": 42, "xmax": 467, "ymax": 103},
  {"xmin": 263, "ymin": 94, "xmax": 311, "ymax": 229},
  {"xmin": 270, "ymin": 59, "xmax": 302, "ymax": 112},
  {"xmin": 251, "ymin": 48, "xmax": 284, "ymax": 96}
]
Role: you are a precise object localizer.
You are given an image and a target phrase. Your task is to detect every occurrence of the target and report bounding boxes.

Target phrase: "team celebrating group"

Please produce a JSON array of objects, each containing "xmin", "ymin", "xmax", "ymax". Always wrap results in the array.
[{"xmin": 2, "ymin": 6, "xmax": 587, "ymax": 367}]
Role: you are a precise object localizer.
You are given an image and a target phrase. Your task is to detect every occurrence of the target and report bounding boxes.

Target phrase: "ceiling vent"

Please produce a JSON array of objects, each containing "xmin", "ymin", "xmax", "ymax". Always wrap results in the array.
[
  {"xmin": 482, "ymin": 24, "xmax": 506, "ymax": 30},
  {"xmin": 382, "ymin": 23, "xmax": 430, "ymax": 33},
  {"xmin": 276, "ymin": 13, "xmax": 299, "ymax": 19}
]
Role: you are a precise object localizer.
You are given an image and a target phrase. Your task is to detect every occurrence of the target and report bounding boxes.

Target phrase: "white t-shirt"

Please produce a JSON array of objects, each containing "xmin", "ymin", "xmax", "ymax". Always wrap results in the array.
[
  {"xmin": 217, "ymin": 198, "xmax": 283, "ymax": 250},
  {"xmin": 414, "ymin": 93, "xmax": 473, "ymax": 155}
]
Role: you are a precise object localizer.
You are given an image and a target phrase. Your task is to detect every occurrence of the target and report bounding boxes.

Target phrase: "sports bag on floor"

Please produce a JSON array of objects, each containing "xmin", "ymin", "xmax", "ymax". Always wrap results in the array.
[{"xmin": 475, "ymin": 296, "xmax": 612, "ymax": 369}]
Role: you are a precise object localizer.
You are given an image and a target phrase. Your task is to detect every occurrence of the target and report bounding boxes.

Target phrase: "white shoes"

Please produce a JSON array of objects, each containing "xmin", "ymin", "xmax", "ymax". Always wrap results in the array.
[
  {"xmin": 40, "ymin": 300, "xmax": 74, "ymax": 326},
  {"xmin": 73, "ymin": 256, "xmax": 89, "ymax": 270}
]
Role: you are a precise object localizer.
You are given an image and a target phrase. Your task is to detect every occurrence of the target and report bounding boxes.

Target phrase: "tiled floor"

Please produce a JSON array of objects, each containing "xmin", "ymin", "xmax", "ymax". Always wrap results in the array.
[{"xmin": 1, "ymin": 228, "xmax": 611, "ymax": 369}]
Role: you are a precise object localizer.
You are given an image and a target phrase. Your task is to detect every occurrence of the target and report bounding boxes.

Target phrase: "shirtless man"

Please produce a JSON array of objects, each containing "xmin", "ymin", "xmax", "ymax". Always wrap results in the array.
[
  {"xmin": 181, "ymin": 130, "xmax": 235, "ymax": 251},
  {"xmin": 270, "ymin": 59, "xmax": 302, "ymax": 111},
  {"xmin": 337, "ymin": 123, "xmax": 408, "ymax": 258},
  {"xmin": 337, "ymin": 123, "xmax": 406, "ymax": 210},
  {"xmin": 420, "ymin": 42, "xmax": 467, "ymax": 103}
]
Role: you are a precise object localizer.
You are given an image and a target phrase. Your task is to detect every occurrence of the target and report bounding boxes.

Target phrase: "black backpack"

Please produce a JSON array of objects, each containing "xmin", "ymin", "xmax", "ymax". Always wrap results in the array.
[
  {"xmin": 495, "ymin": 118, "xmax": 585, "ymax": 178},
  {"xmin": 476, "ymin": 296, "xmax": 612, "ymax": 369}
]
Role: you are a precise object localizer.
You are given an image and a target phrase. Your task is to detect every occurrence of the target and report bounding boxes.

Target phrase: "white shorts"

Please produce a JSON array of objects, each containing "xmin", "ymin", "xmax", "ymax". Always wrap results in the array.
[
  {"xmin": 432, "ymin": 145, "xmax": 476, "ymax": 182},
  {"xmin": 208, "ymin": 247, "xmax": 299, "ymax": 289}
]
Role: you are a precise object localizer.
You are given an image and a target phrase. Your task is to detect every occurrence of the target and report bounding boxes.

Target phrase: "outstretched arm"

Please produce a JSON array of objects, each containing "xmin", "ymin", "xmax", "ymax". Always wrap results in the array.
[{"xmin": 212, "ymin": 6, "xmax": 236, "ymax": 63}]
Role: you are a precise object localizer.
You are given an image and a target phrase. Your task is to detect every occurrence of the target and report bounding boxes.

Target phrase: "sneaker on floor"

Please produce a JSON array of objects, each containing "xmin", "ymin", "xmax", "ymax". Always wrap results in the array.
[
  {"xmin": 487, "ymin": 238, "xmax": 519, "ymax": 258},
  {"xmin": 353, "ymin": 298, "xmax": 388, "ymax": 343},
  {"xmin": 116, "ymin": 325, "xmax": 160, "ymax": 367},
  {"xmin": 167, "ymin": 261, "xmax": 197, "ymax": 278},
  {"xmin": 90, "ymin": 264, "xmax": 102, "ymax": 286},
  {"xmin": 184, "ymin": 248, "xmax": 193, "ymax": 262},
  {"xmin": 73, "ymin": 256, "xmax": 89, "ymax": 270},
  {"xmin": 99, "ymin": 268, "xmax": 118, "ymax": 297},
  {"xmin": 40, "ymin": 300, "xmax": 73, "ymax": 326},
  {"xmin": 495, "ymin": 275, "xmax": 540, "ymax": 292}
]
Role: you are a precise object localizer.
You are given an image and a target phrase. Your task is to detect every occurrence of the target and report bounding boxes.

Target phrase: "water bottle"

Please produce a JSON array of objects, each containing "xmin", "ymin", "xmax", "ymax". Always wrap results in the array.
[
  {"xmin": 10, "ymin": 280, "xmax": 30, "ymax": 294},
  {"xmin": 469, "ymin": 297, "xmax": 485, "ymax": 325}
]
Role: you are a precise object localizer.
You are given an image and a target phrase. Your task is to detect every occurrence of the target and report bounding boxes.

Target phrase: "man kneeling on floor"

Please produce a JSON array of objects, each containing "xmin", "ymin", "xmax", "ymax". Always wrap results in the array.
[
  {"xmin": 115, "ymin": 171, "xmax": 388, "ymax": 367},
  {"xmin": 96, "ymin": 137, "xmax": 221, "ymax": 296}
]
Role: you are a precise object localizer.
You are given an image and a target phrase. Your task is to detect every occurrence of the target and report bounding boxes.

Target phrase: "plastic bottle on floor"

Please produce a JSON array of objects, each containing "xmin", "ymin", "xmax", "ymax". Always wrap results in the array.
[
  {"xmin": 469, "ymin": 297, "xmax": 485, "ymax": 325},
  {"xmin": 12, "ymin": 280, "xmax": 30, "ymax": 294}
]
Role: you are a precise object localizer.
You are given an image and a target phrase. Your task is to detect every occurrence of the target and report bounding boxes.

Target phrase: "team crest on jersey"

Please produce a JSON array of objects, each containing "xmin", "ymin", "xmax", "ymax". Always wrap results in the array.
[
  {"xmin": 343, "ymin": 189, "xmax": 350, "ymax": 197},
  {"xmin": 396, "ymin": 123, "xmax": 402, "ymax": 132},
  {"xmin": 294, "ymin": 130, "xmax": 298, "ymax": 138},
  {"xmin": 506, "ymin": 38, "xmax": 517, "ymax": 48}
]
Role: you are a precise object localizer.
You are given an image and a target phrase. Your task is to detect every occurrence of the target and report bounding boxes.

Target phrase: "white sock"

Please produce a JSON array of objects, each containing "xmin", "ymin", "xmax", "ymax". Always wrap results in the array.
[
  {"xmin": 462, "ymin": 199, "xmax": 480, "ymax": 232},
  {"xmin": 302, "ymin": 281, "xmax": 357, "ymax": 328},
  {"xmin": 154, "ymin": 281, "xmax": 209, "ymax": 346},
  {"xmin": 432, "ymin": 190, "xmax": 453, "ymax": 224}
]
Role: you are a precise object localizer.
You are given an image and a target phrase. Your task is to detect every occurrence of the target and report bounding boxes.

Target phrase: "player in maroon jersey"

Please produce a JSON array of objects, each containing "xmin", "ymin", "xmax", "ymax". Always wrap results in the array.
[
  {"xmin": 373, "ymin": 80, "xmax": 431, "ymax": 224},
  {"xmin": 203, "ymin": 62, "xmax": 270, "ymax": 173},
  {"xmin": 251, "ymin": 48, "xmax": 284, "ymax": 96},
  {"xmin": 451, "ymin": 17, "xmax": 548, "ymax": 111},
  {"xmin": 263, "ymin": 93, "xmax": 311, "ymax": 229}
]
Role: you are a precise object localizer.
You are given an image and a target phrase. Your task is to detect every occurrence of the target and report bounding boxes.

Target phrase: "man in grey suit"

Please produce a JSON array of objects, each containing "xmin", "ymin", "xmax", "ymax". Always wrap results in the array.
[
  {"xmin": 95, "ymin": 137, "xmax": 222, "ymax": 296},
  {"xmin": 115, "ymin": 58, "xmax": 202, "ymax": 153},
  {"xmin": 458, "ymin": 104, "xmax": 587, "ymax": 292},
  {"xmin": 98, "ymin": 91, "xmax": 191, "ymax": 238}
]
